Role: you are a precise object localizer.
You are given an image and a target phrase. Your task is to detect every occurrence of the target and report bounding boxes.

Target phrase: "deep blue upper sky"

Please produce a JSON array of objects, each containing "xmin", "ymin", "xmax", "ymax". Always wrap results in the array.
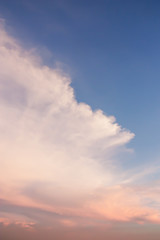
[{"xmin": 0, "ymin": 0, "xmax": 160, "ymax": 167}]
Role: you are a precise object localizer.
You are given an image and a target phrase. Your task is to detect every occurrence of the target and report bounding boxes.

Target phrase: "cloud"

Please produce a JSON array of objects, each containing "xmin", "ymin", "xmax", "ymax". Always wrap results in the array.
[{"xmin": 1, "ymin": 19, "xmax": 160, "ymax": 230}]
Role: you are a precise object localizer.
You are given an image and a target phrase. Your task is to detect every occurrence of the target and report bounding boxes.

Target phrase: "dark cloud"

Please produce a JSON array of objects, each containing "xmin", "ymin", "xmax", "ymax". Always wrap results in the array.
[{"xmin": 0, "ymin": 199, "xmax": 64, "ymax": 225}]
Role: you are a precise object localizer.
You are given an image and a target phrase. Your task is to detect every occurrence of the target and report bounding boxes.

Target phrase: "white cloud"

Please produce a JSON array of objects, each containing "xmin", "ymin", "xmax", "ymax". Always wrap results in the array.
[
  {"xmin": 0, "ymin": 19, "xmax": 133, "ymax": 190},
  {"xmin": 3, "ymin": 19, "xmax": 160, "ymax": 226}
]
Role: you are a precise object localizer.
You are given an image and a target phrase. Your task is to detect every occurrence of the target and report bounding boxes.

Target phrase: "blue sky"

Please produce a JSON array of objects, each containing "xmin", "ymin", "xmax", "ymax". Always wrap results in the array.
[
  {"xmin": 1, "ymin": 0, "xmax": 159, "ymax": 168},
  {"xmin": 0, "ymin": 1, "xmax": 160, "ymax": 238}
]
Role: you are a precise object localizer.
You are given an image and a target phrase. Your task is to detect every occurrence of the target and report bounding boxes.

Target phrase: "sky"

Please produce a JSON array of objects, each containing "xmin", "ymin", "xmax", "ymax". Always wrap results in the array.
[{"xmin": 0, "ymin": 0, "xmax": 160, "ymax": 239}]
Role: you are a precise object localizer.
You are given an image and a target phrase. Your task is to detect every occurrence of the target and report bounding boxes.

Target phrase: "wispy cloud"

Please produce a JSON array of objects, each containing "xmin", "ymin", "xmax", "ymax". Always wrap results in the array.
[{"xmin": 0, "ymin": 19, "xmax": 160, "ymax": 231}]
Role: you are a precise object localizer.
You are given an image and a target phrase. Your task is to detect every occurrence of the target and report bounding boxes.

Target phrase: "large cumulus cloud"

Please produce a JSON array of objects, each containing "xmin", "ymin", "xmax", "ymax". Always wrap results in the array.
[{"xmin": 1, "ymin": 20, "xmax": 160, "ymax": 230}]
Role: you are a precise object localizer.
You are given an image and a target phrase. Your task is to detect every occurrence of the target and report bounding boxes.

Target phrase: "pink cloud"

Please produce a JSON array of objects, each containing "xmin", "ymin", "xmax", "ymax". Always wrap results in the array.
[{"xmin": 0, "ymin": 19, "xmax": 160, "ymax": 233}]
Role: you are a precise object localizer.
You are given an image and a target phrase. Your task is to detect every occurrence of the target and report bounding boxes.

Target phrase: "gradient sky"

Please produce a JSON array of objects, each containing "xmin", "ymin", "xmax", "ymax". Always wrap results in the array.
[{"xmin": 0, "ymin": 0, "xmax": 160, "ymax": 239}]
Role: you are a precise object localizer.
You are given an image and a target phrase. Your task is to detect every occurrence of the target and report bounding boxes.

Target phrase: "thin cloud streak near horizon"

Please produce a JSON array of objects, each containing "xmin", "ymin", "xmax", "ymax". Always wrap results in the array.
[{"xmin": 0, "ymin": 19, "xmax": 160, "ymax": 234}]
